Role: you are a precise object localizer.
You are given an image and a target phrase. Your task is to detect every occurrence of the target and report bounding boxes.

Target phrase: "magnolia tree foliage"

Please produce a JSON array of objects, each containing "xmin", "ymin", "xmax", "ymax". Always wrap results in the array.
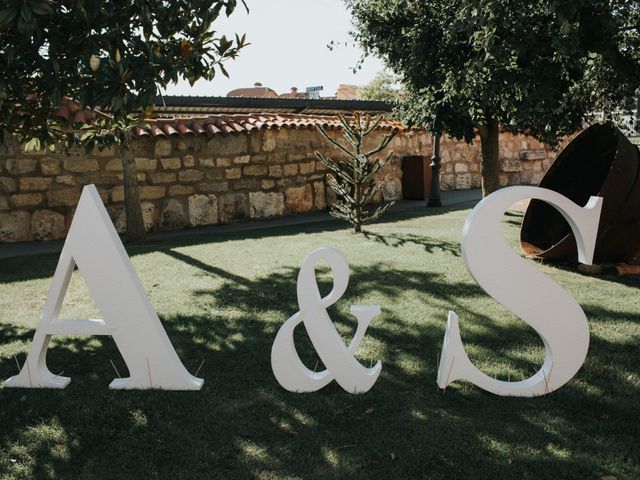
[
  {"xmin": 346, "ymin": 0, "xmax": 640, "ymax": 196},
  {"xmin": 315, "ymin": 114, "xmax": 397, "ymax": 233},
  {"xmin": 0, "ymin": 0, "xmax": 248, "ymax": 241}
]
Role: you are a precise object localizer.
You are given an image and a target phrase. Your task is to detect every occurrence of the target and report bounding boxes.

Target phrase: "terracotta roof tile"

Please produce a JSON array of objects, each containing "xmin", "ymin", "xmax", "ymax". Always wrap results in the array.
[
  {"xmin": 51, "ymin": 101, "xmax": 408, "ymax": 138},
  {"xmin": 127, "ymin": 113, "xmax": 407, "ymax": 138}
]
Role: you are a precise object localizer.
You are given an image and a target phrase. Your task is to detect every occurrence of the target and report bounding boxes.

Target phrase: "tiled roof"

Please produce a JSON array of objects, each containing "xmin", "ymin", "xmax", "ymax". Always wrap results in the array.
[
  {"xmin": 133, "ymin": 113, "xmax": 407, "ymax": 138},
  {"xmin": 54, "ymin": 101, "xmax": 408, "ymax": 137}
]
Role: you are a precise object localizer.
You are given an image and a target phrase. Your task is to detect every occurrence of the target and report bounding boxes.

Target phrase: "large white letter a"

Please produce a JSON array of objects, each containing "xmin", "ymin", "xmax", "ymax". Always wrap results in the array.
[{"xmin": 4, "ymin": 185, "xmax": 203, "ymax": 390}]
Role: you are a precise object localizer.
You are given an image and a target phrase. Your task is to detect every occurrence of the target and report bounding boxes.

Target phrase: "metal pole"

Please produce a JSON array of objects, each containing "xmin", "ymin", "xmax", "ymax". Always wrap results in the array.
[{"xmin": 427, "ymin": 131, "xmax": 442, "ymax": 207}]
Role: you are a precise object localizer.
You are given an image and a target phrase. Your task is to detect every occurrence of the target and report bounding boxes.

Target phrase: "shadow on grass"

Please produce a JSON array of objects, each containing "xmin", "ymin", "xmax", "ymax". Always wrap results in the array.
[
  {"xmin": 0, "ymin": 200, "xmax": 474, "ymax": 285},
  {"xmin": 1, "ymin": 260, "xmax": 639, "ymax": 479},
  {"xmin": 362, "ymin": 232, "xmax": 460, "ymax": 257}
]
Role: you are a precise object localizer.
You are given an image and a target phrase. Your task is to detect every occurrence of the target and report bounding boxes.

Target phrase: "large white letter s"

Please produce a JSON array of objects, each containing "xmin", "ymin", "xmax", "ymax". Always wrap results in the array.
[{"xmin": 437, "ymin": 187, "xmax": 602, "ymax": 396}]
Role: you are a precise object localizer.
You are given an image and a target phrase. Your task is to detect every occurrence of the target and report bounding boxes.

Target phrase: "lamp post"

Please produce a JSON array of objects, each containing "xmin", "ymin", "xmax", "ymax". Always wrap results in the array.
[{"xmin": 427, "ymin": 130, "xmax": 442, "ymax": 207}]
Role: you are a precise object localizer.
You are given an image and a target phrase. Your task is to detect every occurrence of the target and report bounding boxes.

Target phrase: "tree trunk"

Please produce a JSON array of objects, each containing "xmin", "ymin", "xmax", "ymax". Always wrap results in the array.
[
  {"xmin": 478, "ymin": 117, "xmax": 500, "ymax": 197},
  {"xmin": 119, "ymin": 136, "xmax": 147, "ymax": 243}
]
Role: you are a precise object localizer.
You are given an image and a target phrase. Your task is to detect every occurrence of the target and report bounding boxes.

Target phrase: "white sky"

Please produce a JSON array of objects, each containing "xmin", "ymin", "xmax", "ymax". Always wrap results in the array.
[{"xmin": 165, "ymin": 0, "xmax": 386, "ymax": 97}]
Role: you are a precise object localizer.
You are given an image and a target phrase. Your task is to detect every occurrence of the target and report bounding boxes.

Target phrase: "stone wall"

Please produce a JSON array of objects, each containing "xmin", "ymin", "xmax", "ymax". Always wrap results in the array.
[
  {"xmin": 0, "ymin": 128, "xmax": 412, "ymax": 243},
  {"xmin": 0, "ymin": 127, "xmax": 558, "ymax": 243},
  {"xmin": 434, "ymin": 133, "xmax": 555, "ymax": 191}
]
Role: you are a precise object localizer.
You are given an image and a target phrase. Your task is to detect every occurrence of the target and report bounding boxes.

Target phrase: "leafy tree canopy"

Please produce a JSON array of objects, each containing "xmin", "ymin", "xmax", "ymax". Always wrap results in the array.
[
  {"xmin": 0, "ymin": 0, "xmax": 248, "ymax": 148},
  {"xmin": 346, "ymin": 0, "xmax": 640, "ymax": 146}
]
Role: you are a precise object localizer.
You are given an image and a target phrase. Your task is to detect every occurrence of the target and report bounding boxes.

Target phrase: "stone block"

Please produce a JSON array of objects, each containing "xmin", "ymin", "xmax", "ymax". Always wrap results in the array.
[
  {"xmin": 169, "ymin": 185, "xmax": 195, "ymax": 197},
  {"xmin": 105, "ymin": 158, "xmax": 122, "ymax": 172},
  {"xmin": 63, "ymin": 158, "xmax": 99, "ymax": 173},
  {"xmin": 183, "ymin": 155, "xmax": 196, "ymax": 168},
  {"xmin": 284, "ymin": 164, "xmax": 298, "ymax": 177},
  {"xmin": 261, "ymin": 179, "xmax": 276, "ymax": 189},
  {"xmin": 198, "ymin": 182, "xmax": 229, "ymax": 194},
  {"xmin": 243, "ymin": 165, "xmax": 268, "ymax": 177},
  {"xmin": 55, "ymin": 176, "xmax": 77, "ymax": 187},
  {"xmin": 250, "ymin": 191, "xmax": 284, "ymax": 219},
  {"xmin": 32, "ymin": 210, "xmax": 66, "ymax": 241},
  {"xmin": 234, "ymin": 155, "xmax": 251, "ymax": 165},
  {"xmin": 314, "ymin": 181, "xmax": 327, "ymax": 209},
  {"xmin": 140, "ymin": 186, "xmax": 166, "ymax": 200},
  {"xmin": 48, "ymin": 188, "xmax": 81, "ymax": 207},
  {"xmin": 217, "ymin": 157, "xmax": 232, "ymax": 167},
  {"xmin": 225, "ymin": 168, "xmax": 242, "ymax": 180},
  {"xmin": 299, "ymin": 162, "xmax": 315, "ymax": 175},
  {"xmin": 149, "ymin": 172, "xmax": 177, "ymax": 184},
  {"xmin": 508, "ymin": 173, "xmax": 522, "ymax": 185},
  {"xmin": 219, "ymin": 193, "xmax": 249, "ymax": 223},
  {"xmin": 179, "ymin": 169, "xmax": 204, "ymax": 183},
  {"xmin": 111, "ymin": 186, "xmax": 124, "ymax": 203},
  {"xmin": 471, "ymin": 174, "xmax": 482, "ymax": 189},
  {"xmin": 455, "ymin": 173, "xmax": 472, "ymax": 190},
  {"xmin": 231, "ymin": 178, "xmax": 259, "ymax": 191},
  {"xmin": 6, "ymin": 158, "xmax": 37, "ymax": 175},
  {"xmin": 177, "ymin": 140, "xmax": 200, "ymax": 153},
  {"xmin": 454, "ymin": 163, "xmax": 469, "ymax": 173},
  {"xmin": 0, "ymin": 177, "xmax": 17, "ymax": 193},
  {"xmin": 11, "ymin": 193, "xmax": 43, "ymax": 207},
  {"xmin": 276, "ymin": 179, "xmax": 294, "ymax": 189},
  {"xmin": 262, "ymin": 130, "xmax": 277, "ymax": 152},
  {"xmin": 40, "ymin": 158, "xmax": 60, "ymax": 176},
  {"xmin": 189, "ymin": 194, "xmax": 218, "ymax": 226},
  {"xmin": 160, "ymin": 157, "xmax": 181, "ymax": 170},
  {"xmin": 285, "ymin": 185, "xmax": 313, "ymax": 213},
  {"xmin": 249, "ymin": 131, "xmax": 262, "ymax": 153},
  {"xmin": 19, "ymin": 177, "xmax": 53, "ymax": 191},
  {"xmin": 140, "ymin": 202, "xmax": 158, "ymax": 231},
  {"xmin": 160, "ymin": 199, "xmax": 187, "ymax": 230},
  {"xmin": 206, "ymin": 170, "xmax": 224, "ymax": 181},
  {"xmin": 500, "ymin": 159, "xmax": 523, "ymax": 173},
  {"xmin": 207, "ymin": 135, "xmax": 247, "ymax": 156},
  {"xmin": 268, "ymin": 166, "xmax": 283, "ymax": 178},
  {"xmin": 135, "ymin": 157, "xmax": 158, "ymax": 171},
  {"xmin": 520, "ymin": 149, "xmax": 547, "ymax": 161},
  {"xmin": 383, "ymin": 177, "xmax": 402, "ymax": 201},
  {"xmin": 154, "ymin": 139, "xmax": 173, "ymax": 157},
  {"xmin": 441, "ymin": 174, "xmax": 455, "ymax": 191},
  {"xmin": 200, "ymin": 158, "xmax": 216, "ymax": 168},
  {"xmin": 0, "ymin": 211, "xmax": 30, "ymax": 242}
]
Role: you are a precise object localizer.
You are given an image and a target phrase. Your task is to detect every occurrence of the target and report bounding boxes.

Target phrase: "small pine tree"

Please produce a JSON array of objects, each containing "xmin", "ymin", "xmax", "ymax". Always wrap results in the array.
[{"xmin": 315, "ymin": 113, "xmax": 398, "ymax": 233}]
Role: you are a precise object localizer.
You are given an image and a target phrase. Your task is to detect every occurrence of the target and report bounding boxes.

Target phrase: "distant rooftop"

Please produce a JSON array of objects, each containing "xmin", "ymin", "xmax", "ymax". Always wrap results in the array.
[{"xmin": 153, "ymin": 95, "xmax": 394, "ymax": 116}]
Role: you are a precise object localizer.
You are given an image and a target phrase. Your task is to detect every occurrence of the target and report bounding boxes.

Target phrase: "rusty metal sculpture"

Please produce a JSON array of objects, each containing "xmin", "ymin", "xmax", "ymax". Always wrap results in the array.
[{"xmin": 521, "ymin": 123, "xmax": 640, "ymax": 263}]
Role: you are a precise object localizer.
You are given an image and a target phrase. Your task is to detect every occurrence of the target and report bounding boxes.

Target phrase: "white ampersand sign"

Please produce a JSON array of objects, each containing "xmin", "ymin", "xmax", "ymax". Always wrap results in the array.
[{"xmin": 271, "ymin": 247, "xmax": 382, "ymax": 394}]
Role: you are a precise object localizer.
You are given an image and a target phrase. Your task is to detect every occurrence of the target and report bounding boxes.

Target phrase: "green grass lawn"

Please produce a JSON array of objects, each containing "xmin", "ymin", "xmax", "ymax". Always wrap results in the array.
[{"xmin": 1, "ymin": 205, "xmax": 639, "ymax": 479}]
